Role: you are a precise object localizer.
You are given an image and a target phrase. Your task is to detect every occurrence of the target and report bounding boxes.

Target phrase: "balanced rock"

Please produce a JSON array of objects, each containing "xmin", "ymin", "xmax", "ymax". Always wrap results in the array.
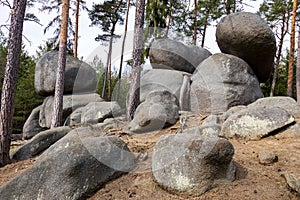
[
  {"xmin": 129, "ymin": 90, "xmax": 179, "ymax": 133},
  {"xmin": 190, "ymin": 53, "xmax": 263, "ymax": 115},
  {"xmin": 216, "ymin": 12, "xmax": 276, "ymax": 82},
  {"xmin": 39, "ymin": 93, "xmax": 103, "ymax": 128},
  {"xmin": 22, "ymin": 105, "xmax": 46, "ymax": 140},
  {"xmin": 149, "ymin": 38, "xmax": 211, "ymax": 73},
  {"xmin": 0, "ymin": 132, "xmax": 136, "ymax": 199},
  {"xmin": 221, "ymin": 106, "xmax": 295, "ymax": 140},
  {"xmin": 152, "ymin": 134, "xmax": 235, "ymax": 196},
  {"xmin": 35, "ymin": 51, "xmax": 97, "ymax": 96}
]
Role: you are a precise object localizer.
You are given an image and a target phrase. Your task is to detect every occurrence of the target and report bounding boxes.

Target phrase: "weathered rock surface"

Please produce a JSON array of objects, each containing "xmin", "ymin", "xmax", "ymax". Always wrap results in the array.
[
  {"xmin": 281, "ymin": 173, "xmax": 300, "ymax": 194},
  {"xmin": 12, "ymin": 126, "xmax": 71, "ymax": 161},
  {"xmin": 81, "ymin": 101, "xmax": 122, "ymax": 125},
  {"xmin": 68, "ymin": 106, "xmax": 86, "ymax": 126},
  {"xmin": 0, "ymin": 131, "xmax": 136, "ymax": 200},
  {"xmin": 35, "ymin": 51, "xmax": 97, "ymax": 96},
  {"xmin": 220, "ymin": 107, "xmax": 295, "ymax": 140},
  {"xmin": 221, "ymin": 105, "xmax": 247, "ymax": 122},
  {"xmin": 258, "ymin": 150, "xmax": 278, "ymax": 165},
  {"xmin": 184, "ymin": 125, "xmax": 221, "ymax": 137},
  {"xmin": 129, "ymin": 90, "xmax": 179, "ymax": 133},
  {"xmin": 247, "ymin": 96, "xmax": 300, "ymax": 118},
  {"xmin": 22, "ymin": 105, "xmax": 46, "ymax": 140},
  {"xmin": 152, "ymin": 134, "xmax": 235, "ymax": 196},
  {"xmin": 39, "ymin": 93, "xmax": 103, "ymax": 128},
  {"xmin": 190, "ymin": 53, "xmax": 263, "ymax": 115},
  {"xmin": 216, "ymin": 12, "xmax": 276, "ymax": 83},
  {"xmin": 149, "ymin": 38, "xmax": 211, "ymax": 73},
  {"xmin": 140, "ymin": 69, "xmax": 185, "ymax": 103}
]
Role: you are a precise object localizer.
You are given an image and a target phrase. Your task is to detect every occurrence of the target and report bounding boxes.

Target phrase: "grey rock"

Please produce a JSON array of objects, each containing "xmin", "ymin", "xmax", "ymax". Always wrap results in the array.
[
  {"xmin": 281, "ymin": 173, "xmax": 300, "ymax": 194},
  {"xmin": 149, "ymin": 38, "xmax": 211, "ymax": 73},
  {"xmin": 39, "ymin": 93, "xmax": 103, "ymax": 128},
  {"xmin": 203, "ymin": 115, "xmax": 220, "ymax": 125},
  {"xmin": 184, "ymin": 125, "xmax": 221, "ymax": 137},
  {"xmin": 258, "ymin": 150, "xmax": 278, "ymax": 165},
  {"xmin": 129, "ymin": 90, "xmax": 179, "ymax": 133},
  {"xmin": 22, "ymin": 105, "xmax": 46, "ymax": 140},
  {"xmin": 0, "ymin": 133, "xmax": 136, "ymax": 200},
  {"xmin": 275, "ymin": 120, "xmax": 300, "ymax": 139},
  {"xmin": 221, "ymin": 105, "xmax": 247, "ymax": 122},
  {"xmin": 179, "ymin": 74, "xmax": 191, "ymax": 111},
  {"xmin": 248, "ymin": 96, "xmax": 300, "ymax": 118},
  {"xmin": 12, "ymin": 126, "xmax": 71, "ymax": 161},
  {"xmin": 140, "ymin": 69, "xmax": 185, "ymax": 103},
  {"xmin": 81, "ymin": 101, "xmax": 122, "ymax": 125},
  {"xmin": 190, "ymin": 53, "xmax": 263, "ymax": 115},
  {"xmin": 152, "ymin": 134, "xmax": 235, "ymax": 196},
  {"xmin": 35, "ymin": 51, "xmax": 97, "ymax": 96},
  {"xmin": 68, "ymin": 106, "xmax": 86, "ymax": 126},
  {"xmin": 216, "ymin": 12, "xmax": 276, "ymax": 83},
  {"xmin": 220, "ymin": 107, "xmax": 295, "ymax": 140}
]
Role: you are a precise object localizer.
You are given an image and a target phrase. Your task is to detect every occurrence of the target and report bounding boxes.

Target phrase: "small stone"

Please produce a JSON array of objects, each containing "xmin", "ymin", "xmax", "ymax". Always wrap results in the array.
[
  {"xmin": 281, "ymin": 173, "xmax": 300, "ymax": 194},
  {"xmin": 258, "ymin": 151, "xmax": 278, "ymax": 165}
]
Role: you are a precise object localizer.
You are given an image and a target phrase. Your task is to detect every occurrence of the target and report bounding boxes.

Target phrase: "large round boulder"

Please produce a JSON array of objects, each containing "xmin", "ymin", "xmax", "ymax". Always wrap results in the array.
[
  {"xmin": 149, "ymin": 38, "xmax": 211, "ymax": 74},
  {"xmin": 35, "ymin": 51, "xmax": 97, "ymax": 96},
  {"xmin": 190, "ymin": 53, "xmax": 263, "ymax": 115},
  {"xmin": 216, "ymin": 12, "xmax": 276, "ymax": 83}
]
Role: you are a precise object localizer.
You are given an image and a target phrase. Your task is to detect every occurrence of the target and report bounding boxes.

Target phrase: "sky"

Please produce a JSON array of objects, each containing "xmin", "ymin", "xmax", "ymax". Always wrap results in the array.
[{"xmin": 0, "ymin": 0, "xmax": 262, "ymax": 66}]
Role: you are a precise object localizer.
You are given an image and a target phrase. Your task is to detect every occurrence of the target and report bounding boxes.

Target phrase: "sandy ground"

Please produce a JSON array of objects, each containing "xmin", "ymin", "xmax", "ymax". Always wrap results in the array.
[{"xmin": 0, "ymin": 113, "xmax": 299, "ymax": 200}]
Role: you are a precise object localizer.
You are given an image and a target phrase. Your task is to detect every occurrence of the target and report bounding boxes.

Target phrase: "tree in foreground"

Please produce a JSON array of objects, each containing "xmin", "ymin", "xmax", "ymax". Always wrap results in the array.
[
  {"xmin": 127, "ymin": 0, "xmax": 145, "ymax": 120},
  {"xmin": 0, "ymin": 0, "xmax": 27, "ymax": 167},
  {"xmin": 297, "ymin": 27, "xmax": 300, "ymax": 104},
  {"xmin": 51, "ymin": 0, "xmax": 70, "ymax": 128}
]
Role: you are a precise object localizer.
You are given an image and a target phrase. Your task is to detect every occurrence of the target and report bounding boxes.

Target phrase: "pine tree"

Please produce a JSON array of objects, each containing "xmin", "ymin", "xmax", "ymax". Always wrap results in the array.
[
  {"xmin": 88, "ymin": 0, "xmax": 126, "ymax": 100},
  {"xmin": 259, "ymin": 0, "xmax": 293, "ymax": 96},
  {"xmin": 51, "ymin": 0, "xmax": 70, "ymax": 128},
  {"xmin": 297, "ymin": 26, "xmax": 300, "ymax": 103},
  {"xmin": 0, "ymin": 0, "xmax": 27, "ymax": 167},
  {"xmin": 127, "ymin": 0, "xmax": 145, "ymax": 120}
]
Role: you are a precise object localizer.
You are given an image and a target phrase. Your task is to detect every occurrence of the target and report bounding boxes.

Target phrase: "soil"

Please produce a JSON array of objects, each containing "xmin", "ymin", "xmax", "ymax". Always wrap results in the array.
[{"xmin": 0, "ymin": 113, "xmax": 299, "ymax": 200}]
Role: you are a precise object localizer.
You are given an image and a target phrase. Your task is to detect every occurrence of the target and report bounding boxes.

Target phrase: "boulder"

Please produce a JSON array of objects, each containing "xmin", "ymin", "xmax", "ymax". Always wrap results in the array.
[
  {"xmin": 68, "ymin": 106, "xmax": 86, "ymax": 126},
  {"xmin": 281, "ymin": 173, "xmax": 300, "ymax": 194},
  {"xmin": 22, "ymin": 105, "xmax": 46, "ymax": 140},
  {"xmin": 190, "ymin": 53, "xmax": 263, "ymax": 115},
  {"xmin": 140, "ymin": 69, "xmax": 185, "ymax": 103},
  {"xmin": 81, "ymin": 101, "xmax": 122, "ymax": 125},
  {"xmin": 39, "ymin": 93, "xmax": 103, "ymax": 128},
  {"xmin": 35, "ymin": 51, "xmax": 97, "ymax": 96},
  {"xmin": 149, "ymin": 38, "xmax": 211, "ymax": 73},
  {"xmin": 183, "ymin": 125, "xmax": 221, "ymax": 137},
  {"xmin": 12, "ymin": 126, "xmax": 71, "ymax": 161},
  {"xmin": 258, "ymin": 150, "xmax": 278, "ymax": 165},
  {"xmin": 220, "ymin": 107, "xmax": 295, "ymax": 140},
  {"xmin": 247, "ymin": 97, "xmax": 300, "ymax": 118},
  {"xmin": 152, "ymin": 134, "xmax": 235, "ymax": 196},
  {"xmin": 0, "ymin": 131, "xmax": 136, "ymax": 199},
  {"xmin": 216, "ymin": 12, "xmax": 276, "ymax": 82},
  {"xmin": 129, "ymin": 90, "xmax": 179, "ymax": 133}
]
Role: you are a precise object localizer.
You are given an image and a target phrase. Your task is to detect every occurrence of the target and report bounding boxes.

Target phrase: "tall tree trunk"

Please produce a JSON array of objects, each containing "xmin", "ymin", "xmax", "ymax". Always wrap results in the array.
[
  {"xmin": 270, "ymin": 15, "xmax": 289, "ymax": 96},
  {"xmin": 127, "ymin": 0, "xmax": 145, "ymax": 120},
  {"xmin": 0, "ymin": 0, "xmax": 27, "ymax": 167},
  {"xmin": 193, "ymin": 0, "xmax": 197, "ymax": 45},
  {"xmin": 287, "ymin": 0, "xmax": 297, "ymax": 97},
  {"xmin": 201, "ymin": 9, "xmax": 209, "ymax": 48},
  {"xmin": 165, "ymin": 0, "xmax": 173, "ymax": 37},
  {"xmin": 297, "ymin": 26, "xmax": 300, "ymax": 104},
  {"xmin": 74, "ymin": 0, "xmax": 79, "ymax": 58},
  {"xmin": 116, "ymin": 0, "xmax": 131, "ymax": 101},
  {"xmin": 51, "ymin": 0, "xmax": 70, "ymax": 128}
]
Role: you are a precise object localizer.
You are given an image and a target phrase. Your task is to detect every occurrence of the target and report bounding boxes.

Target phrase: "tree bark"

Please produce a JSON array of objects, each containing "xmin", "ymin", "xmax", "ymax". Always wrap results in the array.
[
  {"xmin": 287, "ymin": 0, "xmax": 297, "ymax": 97},
  {"xmin": 0, "ymin": 0, "xmax": 27, "ymax": 167},
  {"xmin": 297, "ymin": 26, "xmax": 300, "ymax": 104},
  {"xmin": 116, "ymin": 0, "xmax": 131, "ymax": 101},
  {"xmin": 165, "ymin": 0, "xmax": 173, "ymax": 37},
  {"xmin": 74, "ymin": 0, "xmax": 79, "ymax": 58},
  {"xmin": 51, "ymin": 0, "xmax": 70, "ymax": 128},
  {"xmin": 193, "ymin": 0, "xmax": 197, "ymax": 45},
  {"xmin": 127, "ymin": 0, "xmax": 145, "ymax": 120}
]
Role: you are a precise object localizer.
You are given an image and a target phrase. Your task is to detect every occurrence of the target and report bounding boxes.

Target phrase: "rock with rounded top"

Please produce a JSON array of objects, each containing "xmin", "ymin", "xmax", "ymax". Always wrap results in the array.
[
  {"xmin": 152, "ymin": 133, "xmax": 235, "ymax": 196},
  {"xmin": 220, "ymin": 106, "xmax": 295, "ymax": 140},
  {"xmin": 216, "ymin": 12, "xmax": 276, "ymax": 82},
  {"xmin": 35, "ymin": 51, "xmax": 97, "ymax": 96},
  {"xmin": 129, "ymin": 90, "xmax": 179, "ymax": 133},
  {"xmin": 190, "ymin": 53, "xmax": 263, "ymax": 115},
  {"xmin": 258, "ymin": 150, "xmax": 278, "ymax": 165},
  {"xmin": 149, "ymin": 38, "xmax": 211, "ymax": 73}
]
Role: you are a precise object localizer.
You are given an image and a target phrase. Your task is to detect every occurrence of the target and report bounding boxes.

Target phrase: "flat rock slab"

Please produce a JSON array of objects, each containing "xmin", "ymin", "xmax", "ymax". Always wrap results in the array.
[
  {"xmin": 220, "ymin": 107, "xmax": 295, "ymax": 140},
  {"xmin": 152, "ymin": 134, "xmax": 235, "ymax": 196}
]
